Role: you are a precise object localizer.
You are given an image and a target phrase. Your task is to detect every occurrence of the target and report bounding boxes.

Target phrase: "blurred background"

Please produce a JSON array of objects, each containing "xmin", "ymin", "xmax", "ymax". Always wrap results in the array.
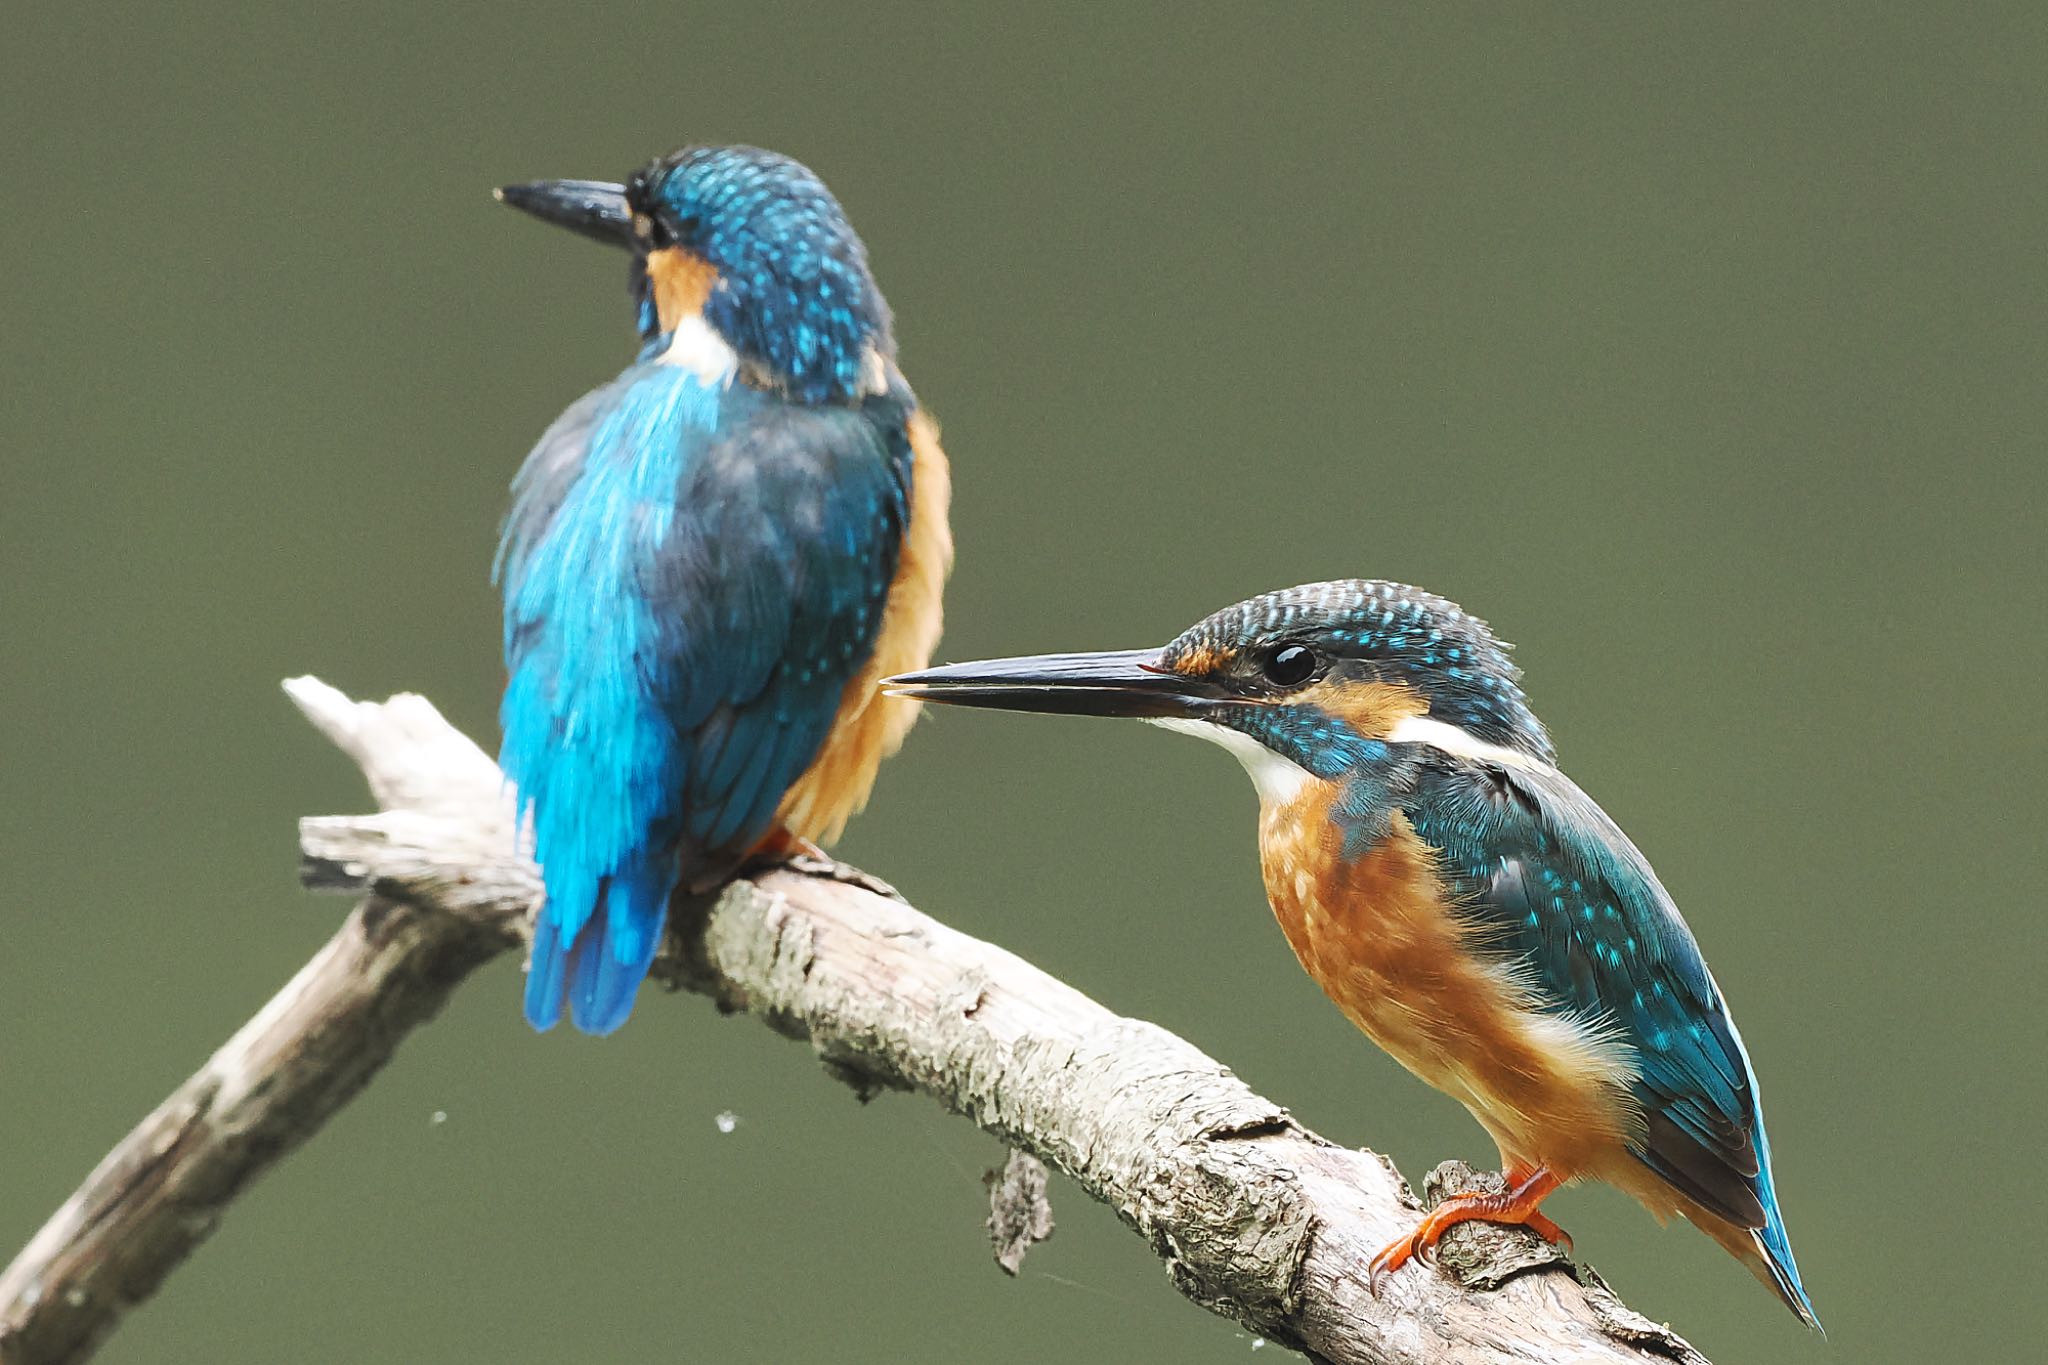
[{"xmin": 3, "ymin": 4, "xmax": 2041, "ymax": 1361}]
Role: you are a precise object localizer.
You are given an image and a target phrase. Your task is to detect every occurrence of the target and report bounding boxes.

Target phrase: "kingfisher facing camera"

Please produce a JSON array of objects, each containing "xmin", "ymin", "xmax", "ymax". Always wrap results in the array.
[{"xmin": 494, "ymin": 146, "xmax": 952, "ymax": 1035}]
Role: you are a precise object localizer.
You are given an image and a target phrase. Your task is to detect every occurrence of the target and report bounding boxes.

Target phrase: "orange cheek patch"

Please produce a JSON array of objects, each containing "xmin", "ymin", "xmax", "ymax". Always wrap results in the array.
[
  {"xmin": 1167, "ymin": 642, "xmax": 1225, "ymax": 676},
  {"xmin": 1292, "ymin": 678, "xmax": 1426, "ymax": 740},
  {"xmin": 647, "ymin": 247, "xmax": 720, "ymax": 332}
]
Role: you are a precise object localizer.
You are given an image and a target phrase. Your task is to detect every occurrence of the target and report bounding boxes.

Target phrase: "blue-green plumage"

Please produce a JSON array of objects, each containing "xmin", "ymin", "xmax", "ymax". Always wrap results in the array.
[
  {"xmin": 1187, "ymin": 582, "xmax": 1815, "ymax": 1324},
  {"xmin": 625, "ymin": 148, "xmax": 893, "ymax": 402},
  {"xmin": 496, "ymin": 367, "xmax": 914, "ymax": 1033},
  {"xmin": 885, "ymin": 578, "xmax": 1818, "ymax": 1327},
  {"xmin": 494, "ymin": 146, "xmax": 913, "ymax": 1034},
  {"xmin": 1400, "ymin": 751, "xmax": 1812, "ymax": 1321}
]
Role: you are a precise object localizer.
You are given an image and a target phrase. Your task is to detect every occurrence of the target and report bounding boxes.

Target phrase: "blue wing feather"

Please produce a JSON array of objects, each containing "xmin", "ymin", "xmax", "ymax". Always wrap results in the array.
[
  {"xmin": 1404, "ymin": 752, "xmax": 1815, "ymax": 1323},
  {"xmin": 499, "ymin": 359, "xmax": 915, "ymax": 1035}
]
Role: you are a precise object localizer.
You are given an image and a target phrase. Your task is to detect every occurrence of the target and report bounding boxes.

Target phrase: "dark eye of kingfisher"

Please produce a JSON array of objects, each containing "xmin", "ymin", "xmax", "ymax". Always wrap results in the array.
[{"xmin": 1261, "ymin": 644, "xmax": 1320, "ymax": 688}]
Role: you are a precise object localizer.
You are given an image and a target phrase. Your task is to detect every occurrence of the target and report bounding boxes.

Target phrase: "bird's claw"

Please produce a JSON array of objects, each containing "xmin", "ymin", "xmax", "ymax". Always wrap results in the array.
[
  {"xmin": 1366, "ymin": 1229, "xmax": 1424, "ymax": 1296},
  {"xmin": 1526, "ymin": 1211, "xmax": 1573, "ymax": 1257},
  {"xmin": 1367, "ymin": 1170, "xmax": 1570, "ymax": 1296}
]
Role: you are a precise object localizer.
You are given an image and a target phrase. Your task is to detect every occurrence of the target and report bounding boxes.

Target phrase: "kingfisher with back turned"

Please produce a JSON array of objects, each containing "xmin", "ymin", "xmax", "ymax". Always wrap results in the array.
[
  {"xmin": 493, "ymin": 145, "xmax": 951, "ymax": 1035},
  {"xmin": 886, "ymin": 580, "xmax": 1818, "ymax": 1326}
]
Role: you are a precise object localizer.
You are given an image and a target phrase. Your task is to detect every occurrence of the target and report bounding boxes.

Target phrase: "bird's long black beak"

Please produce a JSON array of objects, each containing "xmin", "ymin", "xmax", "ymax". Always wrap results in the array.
[
  {"xmin": 494, "ymin": 179, "xmax": 634, "ymax": 248},
  {"xmin": 883, "ymin": 649, "xmax": 1218, "ymax": 719}
]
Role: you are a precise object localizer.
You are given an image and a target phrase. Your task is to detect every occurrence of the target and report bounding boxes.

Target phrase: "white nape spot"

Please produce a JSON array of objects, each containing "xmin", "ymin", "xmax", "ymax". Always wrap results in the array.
[
  {"xmin": 656, "ymin": 314, "xmax": 740, "ymax": 385},
  {"xmin": 1150, "ymin": 717, "xmax": 1314, "ymax": 804},
  {"xmin": 1386, "ymin": 714, "xmax": 1546, "ymax": 771},
  {"xmin": 858, "ymin": 343, "xmax": 890, "ymax": 398}
]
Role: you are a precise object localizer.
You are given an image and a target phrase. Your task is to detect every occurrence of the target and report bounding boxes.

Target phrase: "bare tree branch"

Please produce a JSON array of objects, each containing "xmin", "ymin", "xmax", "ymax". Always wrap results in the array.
[{"xmin": 0, "ymin": 680, "xmax": 1708, "ymax": 1365}]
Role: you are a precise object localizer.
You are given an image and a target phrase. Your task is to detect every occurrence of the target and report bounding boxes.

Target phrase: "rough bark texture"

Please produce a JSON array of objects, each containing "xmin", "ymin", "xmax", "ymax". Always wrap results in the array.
[
  {"xmin": 985, "ymin": 1148, "xmax": 1055, "ymax": 1275},
  {"xmin": 0, "ymin": 680, "xmax": 1708, "ymax": 1365}
]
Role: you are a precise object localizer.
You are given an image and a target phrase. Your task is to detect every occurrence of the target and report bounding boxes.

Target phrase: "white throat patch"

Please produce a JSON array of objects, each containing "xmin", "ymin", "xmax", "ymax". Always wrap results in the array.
[
  {"xmin": 1149, "ymin": 717, "xmax": 1315, "ymax": 804},
  {"xmin": 656, "ymin": 314, "xmax": 740, "ymax": 386}
]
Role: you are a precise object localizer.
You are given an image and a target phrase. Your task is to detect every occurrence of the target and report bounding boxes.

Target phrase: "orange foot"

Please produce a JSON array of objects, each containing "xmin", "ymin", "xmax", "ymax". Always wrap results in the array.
[{"xmin": 1369, "ymin": 1165, "xmax": 1569, "ymax": 1294}]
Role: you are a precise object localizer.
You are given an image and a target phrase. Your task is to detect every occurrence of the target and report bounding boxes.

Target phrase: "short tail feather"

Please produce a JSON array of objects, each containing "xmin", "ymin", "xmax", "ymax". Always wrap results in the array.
[
  {"xmin": 524, "ymin": 856, "xmax": 672, "ymax": 1036},
  {"xmin": 1751, "ymin": 1223, "xmax": 1822, "ymax": 1332},
  {"xmin": 1749, "ymin": 1120, "xmax": 1822, "ymax": 1331}
]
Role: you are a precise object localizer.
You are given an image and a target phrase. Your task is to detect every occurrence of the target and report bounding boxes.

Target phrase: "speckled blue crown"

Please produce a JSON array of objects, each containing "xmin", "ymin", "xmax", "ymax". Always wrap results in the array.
[
  {"xmin": 629, "ymin": 146, "xmax": 894, "ymax": 404},
  {"xmin": 1167, "ymin": 579, "xmax": 1555, "ymax": 760}
]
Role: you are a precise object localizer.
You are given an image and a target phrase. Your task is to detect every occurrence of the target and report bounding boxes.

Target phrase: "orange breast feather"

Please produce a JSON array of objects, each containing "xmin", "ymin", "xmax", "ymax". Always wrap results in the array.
[
  {"xmin": 1257, "ymin": 787, "xmax": 1638, "ymax": 1177},
  {"xmin": 776, "ymin": 410, "xmax": 952, "ymax": 843}
]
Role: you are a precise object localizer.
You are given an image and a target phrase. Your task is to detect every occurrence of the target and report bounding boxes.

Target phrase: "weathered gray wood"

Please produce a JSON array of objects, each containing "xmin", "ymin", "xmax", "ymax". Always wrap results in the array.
[{"xmin": 0, "ymin": 679, "xmax": 1706, "ymax": 1365}]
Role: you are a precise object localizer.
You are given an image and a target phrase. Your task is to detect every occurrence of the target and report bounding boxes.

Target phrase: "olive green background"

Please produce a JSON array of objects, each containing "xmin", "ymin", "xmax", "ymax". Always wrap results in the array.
[{"xmin": 3, "ymin": 4, "xmax": 2040, "ymax": 1361}]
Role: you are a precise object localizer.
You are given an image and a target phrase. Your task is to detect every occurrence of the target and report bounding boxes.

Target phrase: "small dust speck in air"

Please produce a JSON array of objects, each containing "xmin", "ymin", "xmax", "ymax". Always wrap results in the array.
[
  {"xmin": 429, "ymin": 1110, "xmax": 448, "ymax": 1126},
  {"xmin": 714, "ymin": 1110, "xmax": 740, "ymax": 1134}
]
